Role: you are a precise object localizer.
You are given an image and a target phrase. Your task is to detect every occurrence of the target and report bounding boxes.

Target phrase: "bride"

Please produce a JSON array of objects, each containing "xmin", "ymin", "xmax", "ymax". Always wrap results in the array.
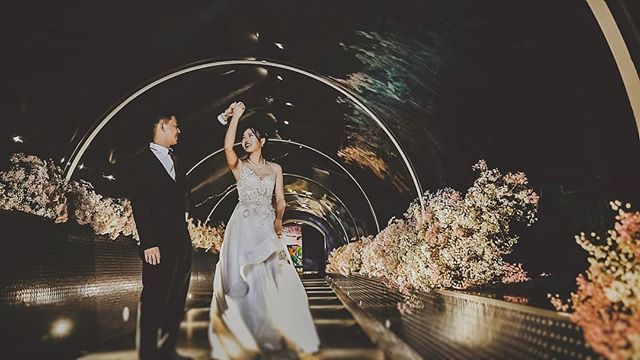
[{"xmin": 208, "ymin": 101, "xmax": 320, "ymax": 359}]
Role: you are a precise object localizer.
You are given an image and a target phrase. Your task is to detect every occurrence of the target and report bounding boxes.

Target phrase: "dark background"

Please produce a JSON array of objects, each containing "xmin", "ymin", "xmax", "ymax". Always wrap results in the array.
[{"xmin": 2, "ymin": 0, "xmax": 640, "ymax": 287}]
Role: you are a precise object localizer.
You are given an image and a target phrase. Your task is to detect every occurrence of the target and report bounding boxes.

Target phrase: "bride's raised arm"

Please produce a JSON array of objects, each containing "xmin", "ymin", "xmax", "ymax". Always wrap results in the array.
[{"xmin": 222, "ymin": 102, "xmax": 246, "ymax": 173}]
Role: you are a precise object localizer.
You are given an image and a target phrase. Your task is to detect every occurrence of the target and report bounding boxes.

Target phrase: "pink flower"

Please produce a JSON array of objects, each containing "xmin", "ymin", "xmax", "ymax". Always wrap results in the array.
[
  {"xmin": 504, "ymin": 172, "xmax": 528, "ymax": 185},
  {"xmin": 526, "ymin": 191, "xmax": 540, "ymax": 205},
  {"xmin": 501, "ymin": 263, "xmax": 530, "ymax": 284},
  {"xmin": 556, "ymin": 206, "xmax": 640, "ymax": 359},
  {"xmin": 615, "ymin": 211, "xmax": 640, "ymax": 257},
  {"xmin": 327, "ymin": 160, "xmax": 538, "ymax": 310}
]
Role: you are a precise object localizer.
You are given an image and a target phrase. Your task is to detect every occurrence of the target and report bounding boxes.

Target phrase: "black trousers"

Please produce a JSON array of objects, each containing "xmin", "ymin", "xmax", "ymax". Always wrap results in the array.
[{"xmin": 137, "ymin": 245, "xmax": 192, "ymax": 359}]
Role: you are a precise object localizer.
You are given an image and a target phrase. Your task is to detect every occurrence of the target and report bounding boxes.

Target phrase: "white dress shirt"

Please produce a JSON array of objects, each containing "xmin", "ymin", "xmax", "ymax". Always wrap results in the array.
[{"xmin": 149, "ymin": 142, "xmax": 175, "ymax": 180}]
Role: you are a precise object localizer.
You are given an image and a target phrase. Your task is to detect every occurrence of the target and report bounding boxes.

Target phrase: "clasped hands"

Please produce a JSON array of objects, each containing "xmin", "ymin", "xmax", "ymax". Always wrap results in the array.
[{"xmin": 222, "ymin": 101, "xmax": 246, "ymax": 121}]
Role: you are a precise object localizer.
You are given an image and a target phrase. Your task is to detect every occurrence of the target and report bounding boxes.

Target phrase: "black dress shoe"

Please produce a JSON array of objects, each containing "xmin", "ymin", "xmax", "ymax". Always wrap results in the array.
[{"xmin": 160, "ymin": 350, "xmax": 193, "ymax": 360}]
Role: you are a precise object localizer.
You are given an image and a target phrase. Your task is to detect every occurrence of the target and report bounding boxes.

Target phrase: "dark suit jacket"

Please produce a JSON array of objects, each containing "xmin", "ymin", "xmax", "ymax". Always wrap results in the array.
[{"xmin": 124, "ymin": 147, "xmax": 192, "ymax": 257}]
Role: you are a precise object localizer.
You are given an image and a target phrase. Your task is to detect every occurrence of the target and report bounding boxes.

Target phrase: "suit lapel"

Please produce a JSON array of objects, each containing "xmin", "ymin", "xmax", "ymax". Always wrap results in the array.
[{"xmin": 146, "ymin": 148, "xmax": 178, "ymax": 184}]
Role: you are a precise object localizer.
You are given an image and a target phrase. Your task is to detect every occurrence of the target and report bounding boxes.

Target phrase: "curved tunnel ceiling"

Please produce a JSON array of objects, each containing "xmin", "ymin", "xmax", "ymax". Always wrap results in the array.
[
  {"xmin": 4, "ymin": 0, "xmax": 639, "ymax": 275},
  {"xmin": 188, "ymin": 138, "xmax": 379, "ymax": 233},
  {"xmin": 67, "ymin": 60, "xmax": 427, "ymax": 242},
  {"xmin": 200, "ymin": 174, "xmax": 360, "ymax": 244},
  {"xmin": 64, "ymin": 59, "xmax": 424, "ymax": 206}
]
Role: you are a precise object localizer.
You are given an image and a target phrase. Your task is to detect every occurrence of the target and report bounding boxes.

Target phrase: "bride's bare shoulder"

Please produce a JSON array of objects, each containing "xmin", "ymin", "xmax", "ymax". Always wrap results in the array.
[{"xmin": 266, "ymin": 161, "xmax": 282, "ymax": 174}]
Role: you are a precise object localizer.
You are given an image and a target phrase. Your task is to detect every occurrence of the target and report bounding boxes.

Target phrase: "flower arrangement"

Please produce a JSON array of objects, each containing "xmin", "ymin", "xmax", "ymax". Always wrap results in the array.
[
  {"xmin": 1, "ymin": 153, "xmax": 224, "ymax": 253},
  {"xmin": 327, "ymin": 160, "xmax": 539, "ymax": 310},
  {"xmin": 325, "ymin": 236, "xmax": 371, "ymax": 276},
  {"xmin": 0, "ymin": 153, "xmax": 138, "ymax": 239},
  {"xmin": 188, "ymin": 218, "xmax": 224, "ymax": 254},
  {"xmin": 67, "ymin": 179, "xmax": 138, "ymax": 240},
  {"xmin": 549, "ymin": 202, "xmax": 640, "ymax": 360},
  {"xmin": 0, "ymin": 153, "xmax": 69, "ymax": 223}
]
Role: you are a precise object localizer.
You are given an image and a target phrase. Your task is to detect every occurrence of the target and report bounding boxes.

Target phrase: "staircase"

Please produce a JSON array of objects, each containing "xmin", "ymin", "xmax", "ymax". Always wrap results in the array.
[
  {"xmin": 80, "ymin": 275, "xmax": 385, "ymax": 359},
  {"xmin": 301, "ymin": 276, "xmax": 383, "ymax": 359}
]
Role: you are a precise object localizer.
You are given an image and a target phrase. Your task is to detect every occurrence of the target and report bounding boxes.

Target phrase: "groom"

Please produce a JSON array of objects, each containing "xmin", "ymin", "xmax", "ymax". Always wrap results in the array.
[{"xmin": 126, "ymin": 114, "xmax": 193, "ymax": 360}]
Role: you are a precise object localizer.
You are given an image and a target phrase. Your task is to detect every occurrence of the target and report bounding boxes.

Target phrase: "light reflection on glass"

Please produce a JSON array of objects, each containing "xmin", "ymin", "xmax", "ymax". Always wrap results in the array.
[
  {"xmin": 13, "ymin": 279, "xmax": 141, "ymax": 306},
  {"xmin": 50, "ymin": 318, "xmax": 74, "ymax": 338},
  {"xmin": 441, "ymin": 297, "xmax": 496, "ymax": 347}
]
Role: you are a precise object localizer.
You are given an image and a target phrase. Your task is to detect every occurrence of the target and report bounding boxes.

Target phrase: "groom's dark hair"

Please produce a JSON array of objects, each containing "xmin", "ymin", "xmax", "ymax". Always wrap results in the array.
[{"xmin": 150, "ymin": 113, "xmax": 174, "ymax": 140}]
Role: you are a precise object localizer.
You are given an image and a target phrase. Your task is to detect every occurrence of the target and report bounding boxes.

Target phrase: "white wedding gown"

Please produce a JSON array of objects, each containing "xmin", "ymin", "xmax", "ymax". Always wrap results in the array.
[{"xmin": 208, "ymin": 164, "xmax": 320, "ymax": 359}]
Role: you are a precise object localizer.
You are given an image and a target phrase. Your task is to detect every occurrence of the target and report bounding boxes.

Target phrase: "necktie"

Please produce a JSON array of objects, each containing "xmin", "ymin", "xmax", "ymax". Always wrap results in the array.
[
  {"xmin": 169, "ymin": 149, "xmax": 190, "ymax": 213},
  {"xmin": 168, "ymin": 149, "xmax": 177, "ymax": 180}
]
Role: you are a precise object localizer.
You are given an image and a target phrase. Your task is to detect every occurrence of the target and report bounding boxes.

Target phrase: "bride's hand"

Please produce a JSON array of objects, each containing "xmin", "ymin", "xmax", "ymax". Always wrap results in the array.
[
  {"xmin": 231, "ymin": 102, "xmax": 246, "ymax": 118},
  {"xmin": 223, "ymin": 102, "xmax": 239, "ymax": 116},
  {"xmin": 274, "ymin": 218, "xmax": 283, "ymax": 238}
]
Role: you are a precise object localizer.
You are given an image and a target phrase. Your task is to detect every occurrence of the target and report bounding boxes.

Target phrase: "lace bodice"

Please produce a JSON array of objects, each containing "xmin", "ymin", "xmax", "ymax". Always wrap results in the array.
[{"xmin": 237, "ymin": 164, "xmax": 276, "ymax": 206}]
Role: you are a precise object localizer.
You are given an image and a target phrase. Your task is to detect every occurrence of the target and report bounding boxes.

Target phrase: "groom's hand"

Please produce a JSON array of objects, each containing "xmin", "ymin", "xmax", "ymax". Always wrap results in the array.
[
  {"xmin": 144, "ymin": 247, "xmax": 161, "ymax": 265},
  {"xmin": 231, "ymin": 102, "xmax": 246, "ymax": 118},
  {"xmin": 224, "ymin": 103, "xmax": 236, "ymax": 116}
]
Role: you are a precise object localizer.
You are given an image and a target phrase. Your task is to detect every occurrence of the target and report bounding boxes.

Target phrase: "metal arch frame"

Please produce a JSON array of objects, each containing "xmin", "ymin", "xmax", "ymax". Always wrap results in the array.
[
  {"xmin": 203, "ymin": 186, "xmax": 236, "ymax": 225},
  {"xmin": 282, "ymin": 218, "xmax": 327, "ymax": 241},
  {"xmin": 63, "ymin": 59, "xmax": 425, "ymax": 213},
  {"xmin": 204, "ymin": 187, "xmax": 349, "ymax": 240},
  {"xmin": 283, "ymin": 192, "xmax": 351, "ymax": 245},
  {"xmin": 282, "ymin": 218, "xmax": 329, "ymax": 254},
  {"xmin": 188, "ymin": 139, "xmax": 380, "ymax": 231},
  {"xmin": 203, "ymin": 178, "xmax": 353, "ymax": 242},
  {"xmin": 203, "ymin": 189, "xmax": 350, "ymax": 245},
  {"xmin": 586, "ymin": 0, "xmax": 640, "ymax": 139},
  {"xmin": 284, "ymin": 172, "xmax": 362, "ymax": 239}
]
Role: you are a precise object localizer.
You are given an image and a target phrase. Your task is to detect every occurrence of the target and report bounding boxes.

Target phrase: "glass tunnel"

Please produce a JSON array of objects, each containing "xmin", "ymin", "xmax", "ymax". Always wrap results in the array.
[{"xmin": 1, "ymin": 0, "xmax": 639, "ymax": 359}]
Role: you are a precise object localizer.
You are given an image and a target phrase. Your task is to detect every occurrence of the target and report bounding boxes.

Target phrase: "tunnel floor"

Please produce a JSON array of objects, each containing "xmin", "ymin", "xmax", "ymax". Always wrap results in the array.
[{"xmin": 78, "ymin": 274, "xmax": 384, "ymax": 360}]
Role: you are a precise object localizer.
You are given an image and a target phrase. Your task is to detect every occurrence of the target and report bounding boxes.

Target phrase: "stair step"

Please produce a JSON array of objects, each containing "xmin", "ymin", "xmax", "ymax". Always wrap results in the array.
[
  {"xmin": 304, "ymin": 286, "xmax": 333, "ymax": 290},
  {"xmin": 306, "ymin": 290, "xmax": 336, "ymax": 295},
  {"xmin": 185, "ymin": 307, "xmax": 210, "ymax": 322},
  {"xmin": 177, "ymin": 319, "xmax": 374, "ymax": 352},
  {"xmin": 307, "ymin": 296, "xmax": 343, "ymax": 306},
  {"xmin": 180, "ymin": 319, "xmax": 208, "ymax": 327},
  {"xmin": 178, "ymin": 320, "xmax": 210, "ymax": 349},
  {"xmin": 78, "ymin": 348, "xmax": 211, "ymax": 360},
  {"xmin": 302, "ymin": 280, "xmax": 329, "ymax": 285},
  {"xmin": 315, "ymin": 347, "xmax": 384, "ymax": 360},
  {"xmin": 314, "ymin": 319, "xmax": 357, "ymax": 326},
  {"xmin": 77, "ymin": 346, "xmax": 386, "ymax": 360},
  {"xmin": 309, "ymin": 305, "xmax": 345, "ymax": 310},
  {"xmin": 307, "ymin": 295, "xmax": 338, "ymax": 300},
  {"xmin": 315, "ymin": 322, "xmax": 373, "ymax": 348},
  {"xmin": 184, "ymin": 309, "xmax": 357, "ymax": 324},
  {"xmin": 80, "ymin": 274, "xmax": 385, "ymax": 360},
  {"xmin": 309, "ymin": 307, "xmax": 352, "ymax": 320},
  {"xmin": 303, "ymin": 283, "xmax": 329, "ymax": 287}
]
